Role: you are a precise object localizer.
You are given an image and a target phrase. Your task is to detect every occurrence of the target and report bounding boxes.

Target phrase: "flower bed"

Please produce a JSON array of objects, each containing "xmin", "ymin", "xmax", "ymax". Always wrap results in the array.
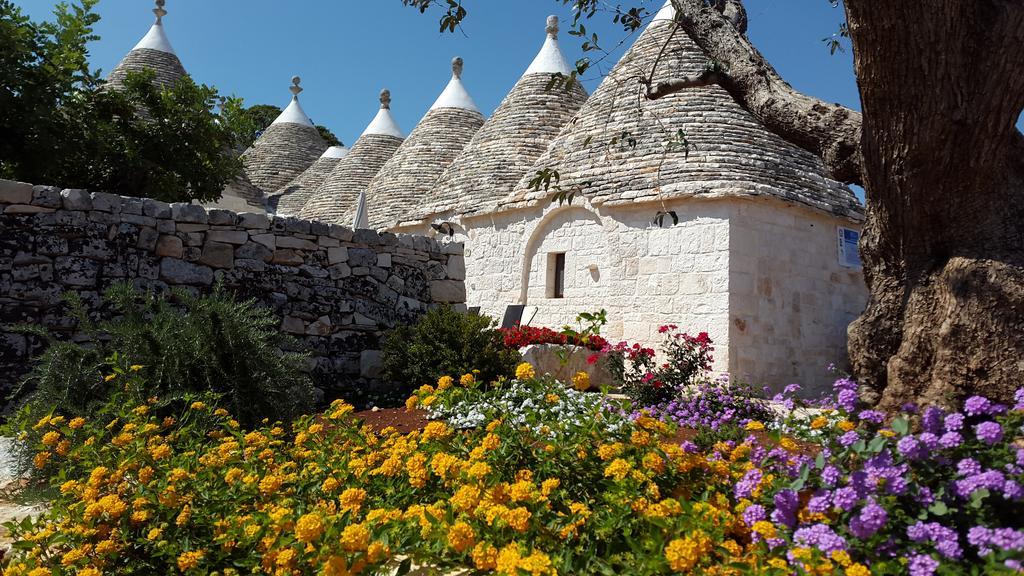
[{"xmin": 5, "ymin": 361, "xmax": 1024, "ymax": 575}]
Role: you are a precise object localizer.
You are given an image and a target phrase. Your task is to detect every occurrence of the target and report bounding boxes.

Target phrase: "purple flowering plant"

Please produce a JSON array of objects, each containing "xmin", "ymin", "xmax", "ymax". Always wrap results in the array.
[{"xmin": 730, "ymin": 382, "xmax": 1024, "ymax": 574}]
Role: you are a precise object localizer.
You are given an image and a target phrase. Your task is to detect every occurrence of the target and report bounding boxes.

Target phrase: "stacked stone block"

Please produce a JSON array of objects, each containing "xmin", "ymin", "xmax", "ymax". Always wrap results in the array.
[{"xmin": 0, "ymin": 179, "xmax": 466, "ymax": 406}]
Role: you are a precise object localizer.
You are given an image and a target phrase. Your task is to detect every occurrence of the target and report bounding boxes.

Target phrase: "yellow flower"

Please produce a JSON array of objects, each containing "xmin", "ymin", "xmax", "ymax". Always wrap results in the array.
[
  {"xmin": 838, "ymin": 420, "xmax": 856, "ymax": 432},
  {"xmin": 437, "ymin": 375, "xmax": 455, "ymax": 390},
  {"xmin": 189, "ymin": 401, "xmax": 206, "ymax": 411},
  {"xmin": 450, "ymin": 485, "xmax": 481, "ymax": 513},
  {"xmin": 69, "ymin": 417, "xmax": 86, "ymax": 430},
  {"xmin": 847, "ymin": 563, "xmax": 871, "ymax": 576},
  {"xmin": 147, "ymin": 527, "xmax": 163, "ymax": 541},
  {"xmin": 571, "ymin": 371, "xmax": 591, "ymax": 391},
  {"xmin": 77, "ymin": 568, "xmax": 101, "ymax": 576},
  {"xmin": 33, "ymin": 451, "xmax": 51, "ymax": 469},
  {"xmin": 259, "ymin": 474, "xmax": 283, "ymax": 495},
  {"xmin": 224, "ymin": 468, "xmax": 243, "ymax": 484},
  {"xmin": 504, "ymin": 507, "xmax": 531, "ymax": 531},
  {"xmin": 130, "ymin": 364, "xmax": 143, "ymax": 372},
  {"xmin": 467, "ymin": 461, "xmax": 491, "ymax": 479},
  {"xmin": 459, "ymin": 373, "xmax": 476, "ymax": 387},
  {"xmin": 295, "ymin": 513, "xmax": 324, "ymax": 543},
  {"xmin": 603, "ymin": 458, "xmax": 632, "ymax": 481},
  {"xmin": 104, "ymin": 374, "xmax": 116, "ymax": 382},
  {"xmin": 340, "ymin": 522, "xmax": 370, "ymax": 552},
  {"xmin": 752, "ymin": 520, "xmax": 777, "ymax": 539},
  {"xmin": 811, "ymin": 416, "xmax": 829, "ymax": 429},
  {"xmin": 597, "ymin": 443, "xmax": 623, "ymax": 461},
  {"xmin": 405, "ymin": 396, "xmax": 419, "ymax": 411},
  {"xmin": 544, "ymin": 393, "xmax": 560, "ymax": 404},
  {"xmin": 422, "ymin": 421, "xmax": 452, "ymax": 441},
  {"xmin": 745, "ymin": 421, "xmax": 765, "ymax": 431},
  {"xmin": 779, "ymin": 437, "xmax": 798, "ymax": 451},
  {"xmin": 176, "ymin": 550, "xmax": 204, "ymax": 572},
  {"xmin": 61, "ymin": 547, "xmax": 87, "ymax": 566},
  {"xmin": 176, "ymin": 505, "xmax": 192, "ymax": 527},
  {"xmin": 339, "ymin": 487, "xmax": 367, "ymax": 513},
  {"xmin": 481, "ymin": 433, "xmax": 500, "ymax": 451},
  {"xmin": 41, "ymin": 430, "xmax": 61, "ymax": 446},
  {"xmin": 515, "ymin": 362, "xmax": 535, "ymax": 380},
  {"xmin": 472, "ymin": 542, "xmax": 498, "ymax": 570},
  {"xmin": 447, "ymin": 521, "xmax": 476, "ymax": 552},
  {"xmin": 665, "ymin": 531, "xmax": 711, "ymax": 572}
]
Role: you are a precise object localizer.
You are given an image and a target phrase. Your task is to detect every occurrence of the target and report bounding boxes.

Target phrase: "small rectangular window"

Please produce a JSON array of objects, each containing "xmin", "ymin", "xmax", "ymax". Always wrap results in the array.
[
  {"xmin": 548, "ymin": 252, "xmax": 566, "ymax": 299},
  {"xmin": 837, "ymin": 227, "xmax": 862, "ymax": 269}
]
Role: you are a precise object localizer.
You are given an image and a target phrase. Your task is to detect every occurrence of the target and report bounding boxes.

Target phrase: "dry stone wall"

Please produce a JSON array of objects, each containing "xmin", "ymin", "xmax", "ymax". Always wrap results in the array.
[{"xmin": 0, "ymin": 179, "xmax": 465, "ymax": 406}]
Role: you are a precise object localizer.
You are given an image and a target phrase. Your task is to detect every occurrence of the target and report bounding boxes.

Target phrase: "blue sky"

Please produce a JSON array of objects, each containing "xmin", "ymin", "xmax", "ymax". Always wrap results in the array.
[{"xmin": 23, "ymin": 0, "xmax": 862, "ymax": 146}]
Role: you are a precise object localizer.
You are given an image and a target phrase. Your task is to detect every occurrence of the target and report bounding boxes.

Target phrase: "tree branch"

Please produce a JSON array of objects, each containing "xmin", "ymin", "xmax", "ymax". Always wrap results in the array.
[
  {"xmin": 646, "ymin": 0, "xmax": 864, "ymax": 185},
  {"xmin": 646, "ymin": 69, "xmax": 725, "ymax": 99}
]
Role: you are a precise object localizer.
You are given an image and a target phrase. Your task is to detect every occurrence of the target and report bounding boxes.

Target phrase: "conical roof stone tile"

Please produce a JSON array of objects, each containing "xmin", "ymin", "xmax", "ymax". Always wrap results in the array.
[{"xmin": 501, "ymin": 2, "xmax": 862, "ymax": 218}]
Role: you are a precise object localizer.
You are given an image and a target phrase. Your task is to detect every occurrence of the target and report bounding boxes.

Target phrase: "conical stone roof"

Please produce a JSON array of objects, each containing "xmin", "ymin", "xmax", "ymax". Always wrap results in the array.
[
  {"xmin": 240, "ymin": 77, "xmax": 328, "ymax": 196},
  {"xmin": 267, "ymin": 145, "xmax": 349, "ymax": 216},
  {"xmin": 362, "ymin": 58, "xmax": 486, "ymax": 229},
  {"xmin": 408, "ymin": 16, "xmax": 588, "ymax": 223},
  {"xmin": 500, "ymin": 2, "xmax": 862, "ymax": 218},
  {"xmin": 106, "ymin": 0, "xmax": 187, "ymax": 91},
  {"xmin": 300, "ymin": 90, "xmax": 405, "ymax": 224}
]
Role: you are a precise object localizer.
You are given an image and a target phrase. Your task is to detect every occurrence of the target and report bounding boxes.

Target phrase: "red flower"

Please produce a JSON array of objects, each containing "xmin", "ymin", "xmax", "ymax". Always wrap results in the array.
[{"xmin": 586, "ymin": 354, "xmax": 600, "ymax": 365}]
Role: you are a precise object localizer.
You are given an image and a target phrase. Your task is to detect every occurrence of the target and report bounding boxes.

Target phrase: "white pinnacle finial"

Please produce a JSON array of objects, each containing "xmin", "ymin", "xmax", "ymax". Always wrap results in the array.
[
  {"xmin": 546, "ymin": 15, "xmax": 559, "ymax": 37},
  {"xmin": 380, "ymin": 89, "xmax": 391, "ymax": 109},
  {"xmin": 153, "ymin": 0, "xmax": 167, "ymax": 24},
  {"xmin": 290, "ymin": 76, "xmax": 302, "ymax": 99},
  {"xmin": 452, "ymin": 57, "xmax": 464, "ymax": 79}
]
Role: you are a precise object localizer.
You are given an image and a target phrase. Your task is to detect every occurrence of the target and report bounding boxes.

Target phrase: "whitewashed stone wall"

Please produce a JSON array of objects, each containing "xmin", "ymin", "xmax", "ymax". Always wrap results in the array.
[
  {"xmin": 401, "ymin": 195, "xmax": 866, "ymax": 397},
  {"xmin": 727, "ymin": 199, "xmax": 866, "ymax": 393}
]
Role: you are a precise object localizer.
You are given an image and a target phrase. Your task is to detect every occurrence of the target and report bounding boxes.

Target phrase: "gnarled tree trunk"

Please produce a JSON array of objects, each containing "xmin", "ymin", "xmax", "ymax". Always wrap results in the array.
[
  {"xmin": 843, "ymin": 1, "xmax": 1024, "ymax": 409},
  {"xmin": 657, "ymin": 0, "xmax": 1024, "ymax": 408}
]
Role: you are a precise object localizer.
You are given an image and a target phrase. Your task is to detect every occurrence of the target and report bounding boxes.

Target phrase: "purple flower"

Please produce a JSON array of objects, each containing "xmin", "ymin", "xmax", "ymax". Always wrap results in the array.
[
  {"xmin": 1017, "ymin": 448, "xmax": 1024, "ymax": 468},
  {"xmin": 898, "ymin": 436, "xmax": 925, "ymax": 460},
  {"xmin": 848, "ymin": 499, "xmax": 888, "ymax": 538},
  {"xmin": 808, "ymin": 494, "xmax": 830, "ymax": 514},
  {"xmin": 832, "ymin": 486, "xmax": 859, "ymax": 511},
  {"xmin": 918, "ymin": 432, "xmax": 939, "ymax": 450},
  {"xmin": 839, "ymin": 430, "xmax": 860, "ymax": 447},
  {"xmin": 742, "ymin": 504, "xmax": 766, "ymax": 526},
  {"xmin": 792, "ymin": 523, "xmax": 847, "ymax": 554},
  {"xmin": 964, "ymin": 395, "xmax": 991, "ymax": 416},
  {"xmin": 974, "ymin": 421, "xmax": 1003, "ymax": 445},
  {"xmin": 907, "ymin": 521, "xmax": 962, "ymax": 559},
  {"xmin": 1014, "ymin": 388, "xmax": 1024, "ymax": 411},
  {"xmin": 922, "ymin": 406, "xmax": 945, "ymax": 434},
  {"xmin": 968, "ymin": 526, "xmax": 1024, "ymax": 556},
  {"xmin": 957, "ymin": 458, "xmax": 982, "ymax": 477},
  {"xmin": 1003, "ymin": 480, "xmax": 1023, "ymax": 501},
  {"xmin": 680, "ymin": 440, "xmax": 698, "ymax": 454},
  {"xmin": 954, "ymin": 470, "xmax": 1006, "ymax": 499},
  {"xmin": 945, "ymin": 413, "xmax": 965, "ymax": 432},
  {"xmin": 901, "ymin": 402, "xmax": 919, "ymax": 414},
  {"xmin": 771, "ymin": 489, "xmax": 799, "ymax": 528},
  {"xmin": 822, "ymin": 465, "xmax": 842, "ymax": 486},
  {"xmin": 837, "ymin": 389, "xmax": 858, "ymax": 413},
  {"xmin": 734, "ymin": 468, "xmax": 763, "ymax": 500},
  {"xmin": 915, "ymin": 486, "xmax": 935, "ymax": 506},
  {"xmin": 939, "ymin": 432, "xmax": 963, "ymax": 449},
  {"xmin": 908, "ymin": 554, "xmax": 940, "ymax": 576},
  {"xmin": 858, "ymin": 410, "xmax": 886, "ymax": 425}
]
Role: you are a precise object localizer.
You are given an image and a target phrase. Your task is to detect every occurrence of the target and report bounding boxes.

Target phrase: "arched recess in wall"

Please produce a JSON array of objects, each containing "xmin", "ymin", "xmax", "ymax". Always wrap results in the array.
[{"xmin": 518, "ymin": 204, "xmax": 606, "ymax": 307}]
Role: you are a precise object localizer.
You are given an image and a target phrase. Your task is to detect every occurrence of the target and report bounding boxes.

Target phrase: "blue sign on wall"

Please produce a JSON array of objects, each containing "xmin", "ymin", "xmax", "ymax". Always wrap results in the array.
[{"xmin": 837, "ymin": 227, "xmax": 861, "ymax": 269}]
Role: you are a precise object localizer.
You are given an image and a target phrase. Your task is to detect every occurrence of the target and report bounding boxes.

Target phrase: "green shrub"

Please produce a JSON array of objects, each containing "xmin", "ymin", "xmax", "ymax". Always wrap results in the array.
[
  {"xmin": 381, "ymin": 306, "xmax": 518, "ymax": 391},
  {"xmin": 8, "ymin": 281, "xmax": 314, "ymax": 434}
]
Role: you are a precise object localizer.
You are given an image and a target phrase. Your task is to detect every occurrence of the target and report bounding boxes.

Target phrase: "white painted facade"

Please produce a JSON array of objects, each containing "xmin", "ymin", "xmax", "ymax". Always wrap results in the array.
[{"xmin": 398, "ymin": 196, "xmax": 866, "ymax": 396}]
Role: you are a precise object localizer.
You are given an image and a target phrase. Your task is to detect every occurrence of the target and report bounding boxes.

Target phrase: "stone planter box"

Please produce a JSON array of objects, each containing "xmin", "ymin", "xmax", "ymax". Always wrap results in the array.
[{"xmin": 519, "ymin": 344, "xmax": 617, "ymax": 389}]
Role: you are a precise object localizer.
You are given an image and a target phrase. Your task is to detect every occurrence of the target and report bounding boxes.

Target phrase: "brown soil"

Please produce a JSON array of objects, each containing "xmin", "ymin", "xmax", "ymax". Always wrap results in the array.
[{"xmin": 352, "ymin": 407, "xmax": 431, "ymax": 434}]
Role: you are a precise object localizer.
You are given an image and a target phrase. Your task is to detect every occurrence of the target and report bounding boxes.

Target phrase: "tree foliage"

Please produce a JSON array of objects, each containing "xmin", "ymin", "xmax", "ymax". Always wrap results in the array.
[{"xmin": 0, "ymin": 0, "xmax": 240, "ymax": 203}]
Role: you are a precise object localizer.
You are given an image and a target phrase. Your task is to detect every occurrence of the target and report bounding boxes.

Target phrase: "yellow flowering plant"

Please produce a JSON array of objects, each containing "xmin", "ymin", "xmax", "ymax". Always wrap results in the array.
[{"xmin": 4, "ymin": 365, "xmax": 825, "ymax": 576}]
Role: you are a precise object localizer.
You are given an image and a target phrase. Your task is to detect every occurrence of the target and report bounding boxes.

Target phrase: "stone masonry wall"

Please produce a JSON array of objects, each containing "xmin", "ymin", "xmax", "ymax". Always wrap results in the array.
[{"xmin": 0, "ymin": 180, "xmax": 466, "ymax": 406}]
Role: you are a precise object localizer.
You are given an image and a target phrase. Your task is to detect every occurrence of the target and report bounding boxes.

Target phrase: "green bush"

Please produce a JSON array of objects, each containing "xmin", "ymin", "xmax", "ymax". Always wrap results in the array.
[
  {"xmin": 381, "ymin": 306, "xmax": 518, "ymax": 391},
  {"xmin": 7, "ymin": 282, "xmax": 314, "ymax": 434}
]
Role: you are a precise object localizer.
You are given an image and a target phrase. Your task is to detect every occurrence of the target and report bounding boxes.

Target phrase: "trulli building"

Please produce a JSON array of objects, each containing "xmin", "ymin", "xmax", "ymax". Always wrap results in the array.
[
  {"xmin": 391, "ymin": 8, "xmax": 867, "ymax": 394},
  {"xmin": 106, "ymin": 0, "xmax": 186, "ymax": 91},
  {"xmin": 301, "ymin": 91, "xmax": 405, "ymax": 225},
  {"xmin": 268, "ymin": 145, "xmax": 349, "ymax": 216},
  {"xmin": 362, "ymin": 58, "xmax": 486, "ymax": 229}
]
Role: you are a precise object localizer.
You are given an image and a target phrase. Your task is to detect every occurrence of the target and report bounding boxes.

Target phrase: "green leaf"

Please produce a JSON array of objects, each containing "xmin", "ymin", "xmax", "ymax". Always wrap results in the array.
[
  {"xmin": 891, "ymin": 417, "xmax": 909, "ymax": 436},
  {"xmin": 928, "ymin": 501, "xmax": 949, "ymax": 516}
]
